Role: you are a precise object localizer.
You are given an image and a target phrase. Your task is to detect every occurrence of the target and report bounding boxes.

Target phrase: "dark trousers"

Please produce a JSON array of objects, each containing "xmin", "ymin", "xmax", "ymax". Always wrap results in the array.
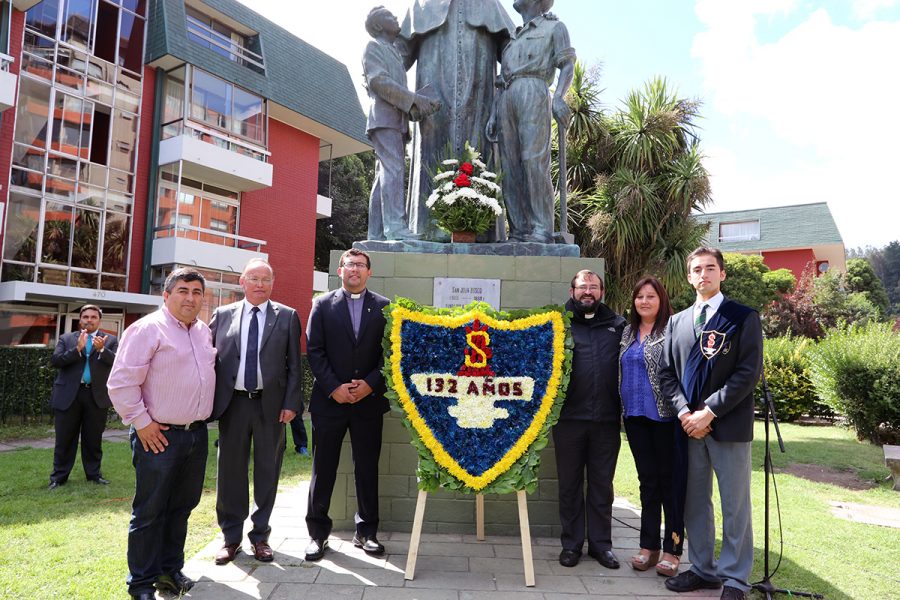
[
  {"xmin": 289, "ymin": 414, "xmax": 308, "ymax": 450},
  {"xmin": 50, "ymin": 386, "xmax": 108, "ymax": 483},
  {"xmin": 553, "ymin": 419, "xmax": 621, "ymax": 553},
  {"xmin": 216, "ymin": 392, "xmax": 286, "ymax": 545},
  {"xmin": 306, "ymin": 412, "xmax": 383, "ymax": 540},
  {"xmin": 127, "ymin": 425, "xmax": 208, "ymax": 596},
  {"xmin": 623, "ymin": 416, "xmax": 687, "ymax": 555}
]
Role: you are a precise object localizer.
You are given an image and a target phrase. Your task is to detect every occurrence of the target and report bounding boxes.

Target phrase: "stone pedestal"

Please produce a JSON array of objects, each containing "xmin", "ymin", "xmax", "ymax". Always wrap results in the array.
[{"xmin": 323, "ymin": 248, "xmax": 606, "ymax": 534}]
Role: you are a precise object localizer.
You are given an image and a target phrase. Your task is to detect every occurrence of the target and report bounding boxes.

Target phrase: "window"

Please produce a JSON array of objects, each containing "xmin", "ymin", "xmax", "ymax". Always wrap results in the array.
[
  {"xmin": 185, "ymin": 6, "xmax": 265, "ymax": 74},
  {"xmin": 719, "ymin": 220, "xmax": 760, "ymax": 242},
  {"xmin": 154, "ymin": 171, "xmax": 241, "ymax": 246},
  {"xmin": 187, "ymin": 67, "xmax": 266, "ymax": 145}
]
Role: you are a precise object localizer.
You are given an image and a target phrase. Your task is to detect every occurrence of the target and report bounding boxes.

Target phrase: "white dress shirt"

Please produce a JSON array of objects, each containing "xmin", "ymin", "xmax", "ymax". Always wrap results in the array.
[
  {"xmin": 235, "ymin": 299, "xmax": 268, "ymax": 391},
  {"xmin": 693, "ymin": 291, "xmax": 725, "ymax": 328}
]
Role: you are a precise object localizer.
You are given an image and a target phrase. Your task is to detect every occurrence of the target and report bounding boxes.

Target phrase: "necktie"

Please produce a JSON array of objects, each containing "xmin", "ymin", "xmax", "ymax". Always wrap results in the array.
[
  {"xmin": 694, "ymin": 304, "xmax": 708, "ymax": 338},
  {"xmin": 82, "ymin": 334, "xmax": 93, "ymax": 384},
  {"xmin": 244, "ymin": 307, "xmax": 259, "ymax": 391}
]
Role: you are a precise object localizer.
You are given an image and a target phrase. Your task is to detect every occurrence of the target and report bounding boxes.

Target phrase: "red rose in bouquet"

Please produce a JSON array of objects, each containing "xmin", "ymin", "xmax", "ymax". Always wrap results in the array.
[
  {"xmin": 460, "ymin": 162, "xmax": 474, "ymax": 176},
  {"xmin": 453, "ymin": 173, "xmax": 471, "ymax": 187}
]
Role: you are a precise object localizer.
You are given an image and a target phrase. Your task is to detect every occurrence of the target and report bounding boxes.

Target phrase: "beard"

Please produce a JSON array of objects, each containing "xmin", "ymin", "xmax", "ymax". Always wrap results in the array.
[{"xmin": 576, "ymin": 295, "xmax": 600, "ymax": 314}]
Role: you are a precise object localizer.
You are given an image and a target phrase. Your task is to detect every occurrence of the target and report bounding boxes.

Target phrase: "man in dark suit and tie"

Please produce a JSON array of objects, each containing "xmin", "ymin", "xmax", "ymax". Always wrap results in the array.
[
  {"xmin": 304, "ymin": 248, "xmax": 390, "ymax": 561},
  {"xmin": 48, "ymin": 304, "xmax": 117, "ymax": 489},
  {"xmin": 659, "ymin": 248, "xmax": 763, "ymax": 600},
  {"xmin": 210, "ymin": 258, "xmax": 303, "ymax": 565}
]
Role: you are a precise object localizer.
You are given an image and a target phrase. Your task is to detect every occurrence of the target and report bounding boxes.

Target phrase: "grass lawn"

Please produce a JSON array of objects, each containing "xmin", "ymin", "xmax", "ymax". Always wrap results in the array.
[
  {"xmin": 0, "ymin": 420, "xmax": 896, "ymax": 599},
  {"xmin": 0, "ymin": 425, "xmax": 311, "ymax": 600},
  {"xmin": 614, "ymin": 421, "xmax": 898, "ymax": 600}
]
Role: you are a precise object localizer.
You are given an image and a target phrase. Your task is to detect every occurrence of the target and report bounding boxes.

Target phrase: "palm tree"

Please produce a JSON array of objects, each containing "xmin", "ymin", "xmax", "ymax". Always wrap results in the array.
[{"xmin": 559, "ymin": 73, "xmax": 712, "ymax": 311}]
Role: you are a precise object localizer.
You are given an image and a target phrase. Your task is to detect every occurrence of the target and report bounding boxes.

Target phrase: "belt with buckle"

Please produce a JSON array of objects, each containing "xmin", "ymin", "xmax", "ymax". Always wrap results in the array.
[
  {"xmin": 234, "ymin": 389, "xmax": 263, "ymax": 400},
  {"xmin": 79, "ymin": 383, "xmax": 92, "ymax": 389},
  {"xmin": 163, "ymin": 421, "xmax": 205, "ymax": 431}
]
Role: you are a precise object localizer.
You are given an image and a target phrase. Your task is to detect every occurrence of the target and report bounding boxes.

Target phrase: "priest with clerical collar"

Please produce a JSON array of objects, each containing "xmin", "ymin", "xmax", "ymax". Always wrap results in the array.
[{"xmin": 303, "ymin": 249, "xmax": 391, "ymax": 562}]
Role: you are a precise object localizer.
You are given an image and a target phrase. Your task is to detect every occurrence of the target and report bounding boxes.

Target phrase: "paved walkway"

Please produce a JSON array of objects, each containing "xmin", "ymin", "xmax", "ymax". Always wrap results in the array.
[
  {"xmin": 180, "ymin": 481, "xmax": 718, "ymax": 600},
  {"xmin": 0, "ymin": 427, "xmax": 131, "ymax": 452}
]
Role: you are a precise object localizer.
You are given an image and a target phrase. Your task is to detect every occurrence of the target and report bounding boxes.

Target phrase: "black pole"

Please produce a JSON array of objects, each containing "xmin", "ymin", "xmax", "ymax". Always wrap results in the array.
[{"xmin": 751, "ymin": 372, "xmax": 822, "ymax": 600}]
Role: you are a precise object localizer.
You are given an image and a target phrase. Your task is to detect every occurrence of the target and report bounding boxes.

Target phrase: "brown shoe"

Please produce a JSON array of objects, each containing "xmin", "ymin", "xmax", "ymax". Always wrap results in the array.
[
  {"xmin": 215, "ymin": 543, "xmax": 240, "ymax": 565},
  {"xmin": 251, "ymin": 541, "xmax": 274, "ymax": 562}
]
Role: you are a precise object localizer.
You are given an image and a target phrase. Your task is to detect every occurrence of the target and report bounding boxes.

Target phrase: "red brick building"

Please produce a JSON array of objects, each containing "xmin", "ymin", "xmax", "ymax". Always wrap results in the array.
[{"xmin": 0, "ymin": 0, "xmax": 369, "ymax": 345}]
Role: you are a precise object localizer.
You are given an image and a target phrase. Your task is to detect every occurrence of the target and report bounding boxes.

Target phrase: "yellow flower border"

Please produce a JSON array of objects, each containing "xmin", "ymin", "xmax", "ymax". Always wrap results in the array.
[{"xmin": 389, "ymin": 306, "xmax": 566, "ymax": 490}]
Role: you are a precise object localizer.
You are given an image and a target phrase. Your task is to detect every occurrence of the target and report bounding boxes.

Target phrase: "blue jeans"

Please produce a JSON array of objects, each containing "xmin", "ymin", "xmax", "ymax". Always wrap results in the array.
[{"xmin": 126, "ymin": 426, "xmax": 208, "ymax": 596}]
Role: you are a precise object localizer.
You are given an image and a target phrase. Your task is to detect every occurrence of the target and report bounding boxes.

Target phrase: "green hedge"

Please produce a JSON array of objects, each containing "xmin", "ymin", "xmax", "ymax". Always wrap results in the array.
[
  {"xmin": 809, "ymin": 323, "xmax": 900, "ymax": 445},
  {"xmin": 0, "ymin": 347, "xmax": 55, "ymax": 424},
  {"xmin": 757, "ymin": 336, "xmax": 833, "ymax": 422}
]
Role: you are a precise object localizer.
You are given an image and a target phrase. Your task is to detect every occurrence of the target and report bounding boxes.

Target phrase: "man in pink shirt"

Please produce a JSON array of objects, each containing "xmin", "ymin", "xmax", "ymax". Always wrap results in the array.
[{"xmin": 108, "ymin": 267, "xmax": 216, "ymax": 600}]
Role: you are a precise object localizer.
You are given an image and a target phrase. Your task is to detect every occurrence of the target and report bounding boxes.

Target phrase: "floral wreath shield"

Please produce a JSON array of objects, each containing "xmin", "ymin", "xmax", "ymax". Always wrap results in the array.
[{"xmin": 385, "ymin": 300, "xmax": 571, "ymax": 493}]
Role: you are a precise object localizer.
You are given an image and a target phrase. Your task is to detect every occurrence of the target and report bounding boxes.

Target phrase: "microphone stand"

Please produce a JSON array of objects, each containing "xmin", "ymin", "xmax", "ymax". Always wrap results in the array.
[{"xmin": 752, "ymin": 372, "xmax": 822, "ymax": 599}]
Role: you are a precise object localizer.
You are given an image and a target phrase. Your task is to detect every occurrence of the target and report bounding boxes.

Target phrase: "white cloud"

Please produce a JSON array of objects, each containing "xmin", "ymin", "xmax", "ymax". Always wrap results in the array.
[
  {"xmin": 692, "ymin": 2, "xmax": 900, "ymax": 247},
  {"xmin": 852, "ymin": 0, "xmax": 900, "ymax": 20}
]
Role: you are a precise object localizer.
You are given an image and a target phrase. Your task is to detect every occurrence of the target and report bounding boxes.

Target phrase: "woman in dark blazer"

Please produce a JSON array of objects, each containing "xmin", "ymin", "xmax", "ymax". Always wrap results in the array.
[{"xmin": 619, "ymin": 276, "xmax": 685, "ymax": 577}]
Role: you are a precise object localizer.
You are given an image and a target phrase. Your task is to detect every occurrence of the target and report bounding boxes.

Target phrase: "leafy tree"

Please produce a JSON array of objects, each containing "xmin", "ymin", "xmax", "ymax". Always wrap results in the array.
[
  {"xmin": 812, "ymin": 269, "xmax": 881, "ymax": 329},
  {"xmin": 314, "ymin": 152, "xmax": 375, "ymax": 271},
  {"xmin": 848, "ymin": 241, "xmax": 900, "ymax": 316},
  {"xmin": 845, "ymin": 258, "xmax": 890, "ymax": 317},
  {"xmin": 559, "ymin": 74, "xmax": 711, "ymax": 311},
  {"xmin": 719, "ymin": 253, "xmax": 794, "ymax": 312}
]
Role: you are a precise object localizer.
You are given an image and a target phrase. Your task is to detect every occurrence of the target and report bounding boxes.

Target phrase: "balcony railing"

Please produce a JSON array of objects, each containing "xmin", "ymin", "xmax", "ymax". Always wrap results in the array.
[
  {"xmin": 186, "ymin": 16, "xmax": 265, "ymax": 72},
  {"xmin": 1, "ymin": 52, "xmax": 14, "ymax": 72},
  {"xmin": 154, "ymin": 223, "xmax": 267, "ymax": 252},
  {"xmin": 162, "ymin": 118, "xmax": 269, "ymax": 162}
]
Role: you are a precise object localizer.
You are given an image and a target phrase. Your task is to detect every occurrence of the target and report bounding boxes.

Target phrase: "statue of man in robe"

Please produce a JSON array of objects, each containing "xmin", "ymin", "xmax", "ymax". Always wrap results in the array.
[{"xmin": 400, "ymin": 0, "xmax": 515, "ymax": 240}]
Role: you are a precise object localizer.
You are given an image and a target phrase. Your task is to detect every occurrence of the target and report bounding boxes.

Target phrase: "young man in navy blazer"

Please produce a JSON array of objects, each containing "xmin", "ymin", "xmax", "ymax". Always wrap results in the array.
[
  {"xmin": 659, "ymin": 248, "xmax": 763, "ymax": 600},
  {"xmin": 304, "ymin": 249, "xmax": 390, "ymax": 561}
]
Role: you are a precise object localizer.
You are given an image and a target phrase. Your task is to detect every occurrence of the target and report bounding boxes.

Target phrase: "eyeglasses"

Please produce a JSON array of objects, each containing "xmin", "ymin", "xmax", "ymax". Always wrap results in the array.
[
  {"xmin": 246, "ymin": 277, "xmax": 273, "ymax": 285},
  {"xmin": 342, "ymin": 262, "xmax": 368, "ymax": 270},
  {"xmin": 574, "ymin": 285, "xmax": 602, "ymax": 292}
]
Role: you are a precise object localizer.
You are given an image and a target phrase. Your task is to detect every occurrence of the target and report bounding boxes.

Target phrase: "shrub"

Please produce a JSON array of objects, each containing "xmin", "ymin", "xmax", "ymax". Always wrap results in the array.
[
  {"xmin": 757, "ymin": 336, "xmax": 832, "ymax": 422},
  {"xmin": 809, "ymin": 323, "xmax": 900, "ymax": 444},
  {"xmin": 0, "ymin": 346, "xmax": 55, "ymax": 423}
]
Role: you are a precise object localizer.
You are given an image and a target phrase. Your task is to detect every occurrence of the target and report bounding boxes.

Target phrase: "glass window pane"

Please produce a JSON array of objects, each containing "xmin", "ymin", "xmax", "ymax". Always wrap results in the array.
[
  {"xmin": 88, "ymin": 55, "xmax": 115, "ymax": 84},
  {"xmin": 51, "ymin": 93, "xmax": 90, "ymax": 159},
  {"xmin": 26, "ymin": 0, "xmax": 60, "ymax": 38},
  {"xmin": 118, "ymin": 10, "xmax": 145, "ymax": 73},
  {"xmin": 117, "ymin": 68, "xmax": 142, "ymax": 95},
  {"xmin": 79, "ymin": 162, "xmax": 108, "ymax": 187},
  {"xmin": 0, "ymin": 309, "xmax": 58, "ymax": 345},
  {"xmin": 106, "ymin": 190, "xmax": 133, "ymax": 213},
  {"xmin": 10, "ymin": 167, "xmax": 44, "ymax": 192},
  {"xmin": 70, "ymin": 271, "xmax": 99, "ymax": 288},
  {"xmin": 108, "ymin": 168, "xmax": 133, "ymax": 193},
  {"xmin": 191, "ymin": 68, "xmax": 231, "ymax": 131},
  {"xmin": 41, "ymin": 201, "xmax": 74, "ymax": 265},
  {"xmin": 47, "ymin": 153, "xmax": 78, "ymax": 180},
  {"xmin": 14, "ymin": 77, "xmax": 52, "ymax": 149},
  {"xmin": 101, "ymin": 275, "xmax": 127, "ymax": 292},
  {"xmin": 72, "ymin": 207, "xmax": 101, "ymax": 269},
  {"xmin": 55, "ymin": 65, "xmax": 86, "ymax": 93},
  {"xmin": 46, "ymin": 176, "xmax": 78, "ymax": 201},
  {"xmin": 163, "ymin": 67, "xmax": 185, "ymax": 123},
  {"xmin": 102, "ymin": 212, "xmax": 129, "ymax": 274},
  {"xmin": 56, "ymin": 46, "xmax": 88, "ymax": 75},
  {"xmin": 155, "ymin": 166, "xmax": 179, "ymax": 235},
  {"xmin": 232, "ymin": 87, "xmax": 263, "ymax": 143},
  {"xmin": 77, "ymin": 183, "xmax": 105, "ymax": 208},
  {"xmin": 61, "ymin": 0, "xmax": 95, "ymax": 51},
  {"xmin": 86, "ymin": 78, "xmax": 114, "ymax": 106},
  {"xmin": 1, "ymin": 263, "xmax": 36, "ymax": 284},
  {"xmin": 121, "ymin": 0, "xmax": 146, "ymax": 17},
  {"xmin": 109, "ymin": 109, "xmax": 137, "ymax": 172},
  {"xmin": 3, "ymin": 193, "xmax": 42, "ymax": 265},
  {"xmin": 38, "ymin": 266, "xmax": 69, "ymax": 285},
  {"xmin": 114, "ymin": 88, "xmax": 140, "ymax": 113},
  {"xmin": 12, "ymin": 142, "xmax": 45, "ymax": 172}
]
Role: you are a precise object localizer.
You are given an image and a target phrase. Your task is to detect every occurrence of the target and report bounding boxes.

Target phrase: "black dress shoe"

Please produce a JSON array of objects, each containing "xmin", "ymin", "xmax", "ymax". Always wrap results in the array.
[
  {"xmin": 588, "ymin": 549, "xmax": 620, "ymax": 569},
  {"xmin": 558, "ymin": 549, "xmax": 581, "ymax": 567},
  {"xmin": 352, "ymin": 534, "xmax": 385, "ymax": 556},
  {"xmin": 304, "ymin": 538, "xmax": 328, "ymax": 561},
  {"xmin": 88, "ymin": 476, "xmax": 110, "ymax": 485},
  {"xmin": 155, "ymin": 570, "xmax": 195, "ymax": 594},
  {"xmin": 130, "ymin": 592, "xmax": 155, "ymax": 600},
  {"xmin": 48, "ymin": 481, "xmax": 64, "ymax": 490},
  {"xmin": 665, "ymin": 570, "xmax": 723, "ymax": 593},
  {"xmin": 720, "ymin": 586, "xmax": 746, "ymax": 600}
]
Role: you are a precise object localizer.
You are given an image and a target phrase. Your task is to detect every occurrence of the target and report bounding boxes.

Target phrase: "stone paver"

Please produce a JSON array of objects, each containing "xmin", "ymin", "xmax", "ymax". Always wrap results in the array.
[{"xmin": 176, "ymin": 481, "xmax": 719, "ymax": 600}]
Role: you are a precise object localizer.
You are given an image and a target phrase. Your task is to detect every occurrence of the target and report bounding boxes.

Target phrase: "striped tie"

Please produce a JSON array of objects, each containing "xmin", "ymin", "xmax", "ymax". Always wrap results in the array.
[{"xmin": 694, "ymin": 304, "xmax": 708, "ymax": 338}]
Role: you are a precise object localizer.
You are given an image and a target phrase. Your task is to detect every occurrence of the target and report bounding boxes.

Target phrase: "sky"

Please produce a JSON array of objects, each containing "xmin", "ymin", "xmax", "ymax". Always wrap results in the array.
[{"xmin": 236, "ymin": 0, "xmax": 900, "ymax": 250}]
